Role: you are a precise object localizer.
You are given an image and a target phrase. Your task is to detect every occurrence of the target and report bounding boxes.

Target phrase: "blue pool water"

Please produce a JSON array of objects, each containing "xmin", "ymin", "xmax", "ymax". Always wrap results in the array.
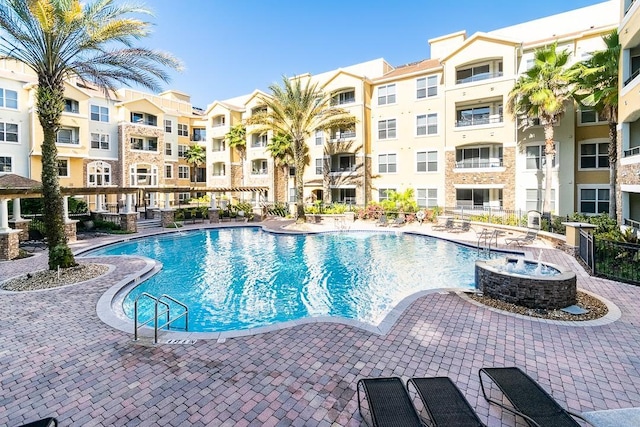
[{"xmin": 88, "ymin": 228, "xmax": 499, "ymax": 332}]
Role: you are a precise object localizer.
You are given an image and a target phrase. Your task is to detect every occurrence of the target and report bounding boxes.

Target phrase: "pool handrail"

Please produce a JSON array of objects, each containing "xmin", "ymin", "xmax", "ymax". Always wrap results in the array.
[{"xmin": 134, "ymin": 292, "xmax": 188, "ymax": 344}]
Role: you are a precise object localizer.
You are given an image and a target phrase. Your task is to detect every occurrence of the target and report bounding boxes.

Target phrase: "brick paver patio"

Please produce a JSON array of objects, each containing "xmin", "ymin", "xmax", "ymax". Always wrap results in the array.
[{"xmin": 1, "ymin": 220, "xmax": 639, "ymax": 426}]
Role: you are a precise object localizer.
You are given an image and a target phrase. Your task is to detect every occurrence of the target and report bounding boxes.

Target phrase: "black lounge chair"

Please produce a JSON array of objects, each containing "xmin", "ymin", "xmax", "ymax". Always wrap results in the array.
[
  {"xmin": 450, "ymin": 220, "xmax": 471, "ymax": 233},
  {"xmin": 20, "ymin": 229, "xmax": 47, "ymax": 252},
  {"xmin": 432, "ymin": 218, "xmax": 454, "ymax": 231},
  {"xmin": 390, "ymin": 214, "xmax": 405, "ymax": 227},
  {"xmin": 407, "ymin": 377, "xmax": 486, "ymax": 426},
  {"xmin": 19, "ymin": 417, "xmax": 58, "ymax": 427},
  {"xmin": 357, "ymin": 377, "xmax": 422, "ymax": 427},
  {"xmin": 505, "ymin": 229, "xmax": 538, "ymax": 246},
  {"xmin": 479, "ymin": 367, "xmax": 592, "ymax": 427},
  {"xmin": 376, "ymin": 214, "xmax": 388, "ymax": 227}
]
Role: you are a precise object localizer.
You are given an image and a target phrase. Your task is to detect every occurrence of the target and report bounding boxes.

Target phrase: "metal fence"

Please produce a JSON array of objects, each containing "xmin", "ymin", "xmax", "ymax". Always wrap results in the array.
[{"xmin": 578, "ymin": 229, "xmax": 640, "ymax": 285}]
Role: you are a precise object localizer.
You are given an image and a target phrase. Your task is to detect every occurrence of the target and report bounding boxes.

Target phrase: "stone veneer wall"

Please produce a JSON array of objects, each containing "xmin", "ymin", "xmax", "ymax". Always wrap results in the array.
[
  {"xmin": 617, "ymin": 128, "xmax": 640, "ymax": 223},
  {"xmin": 119, "ymin": 124, "xmax": 165, "ymax": 187},
  {"xmin": 120, "ymin": 213, "xmax": 137, "ymax": 233},
  {"xmin": 64, "ymin": 221, "xmax": 77, "ymax": 243},
  {"xmin": 475, "ymin": 260, "xmax": 577, "ymax": 310},
  {"xmin": 230, "ymin": 164, "xmax": 243, "ymax": 188},
  {"xmin": 160, "ymin": 210, "xmax": 175, "ymax": 227},
  {"xmin": 444, "ymin": 146, "xmax": 516, "ymax": 209},
  {"xmin": 0, "ymin": 231, "xmax": 20, "ymax": 260},
  {"xmin": 9, "ymin": 219, "xmax": 30, "ymax": 241}
]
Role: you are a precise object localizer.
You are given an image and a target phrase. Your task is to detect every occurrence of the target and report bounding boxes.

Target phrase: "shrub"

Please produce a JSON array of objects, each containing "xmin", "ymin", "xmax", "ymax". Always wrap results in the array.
[
  {"xmin": 49, "ymin": 244, "xmax": 77, "ymax": 269},
  {"xmin": 93, "ymin": 219, "xmax": 121, "ymax": 231}
]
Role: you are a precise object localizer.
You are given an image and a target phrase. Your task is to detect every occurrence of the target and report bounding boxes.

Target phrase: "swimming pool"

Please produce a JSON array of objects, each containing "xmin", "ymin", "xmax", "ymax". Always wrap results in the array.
[{"xmin": 89, "ymin": 228, "xmax": 498, "ymax": 333}]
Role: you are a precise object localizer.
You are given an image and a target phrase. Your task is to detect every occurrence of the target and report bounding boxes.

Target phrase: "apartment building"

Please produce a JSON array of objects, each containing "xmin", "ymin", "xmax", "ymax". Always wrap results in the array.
[
  {"xmin": 619, "ymin": 0, "xmax": 640, "ymax": 226},
  {"xmin": 0, "ymin": 1, "xmax": 623, "ymax": 218}
]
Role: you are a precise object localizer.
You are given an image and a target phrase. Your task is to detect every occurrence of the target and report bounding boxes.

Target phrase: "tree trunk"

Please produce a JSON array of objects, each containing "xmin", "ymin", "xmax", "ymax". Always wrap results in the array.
[
  {"xmin": 608, "ymin": 120, "xmax": 618, "ymax": 220},
  {"xmin": 37, "ymin": 79, "xmax": 76, "ymax": 269},
  {"xmin": 543, "ymin": 124, "xmax": 556, "ymax": 214},
  {"xmin": 294, "ymin": 140, "xmax": 306, "ymax": 222}
]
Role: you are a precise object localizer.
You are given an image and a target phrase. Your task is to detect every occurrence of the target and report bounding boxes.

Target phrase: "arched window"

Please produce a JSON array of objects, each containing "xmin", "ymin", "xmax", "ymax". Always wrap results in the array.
[{"xmin": 87, "ymin": 161, "xmax": 112, "ymax": 186}]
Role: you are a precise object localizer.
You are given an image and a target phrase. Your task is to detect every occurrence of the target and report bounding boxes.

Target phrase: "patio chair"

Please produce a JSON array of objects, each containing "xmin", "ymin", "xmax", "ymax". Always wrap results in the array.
[
  {"xmin": 20, "ymin": 229, "xmax": 47, "ymax": 252},
  {"xmin": 390, "ymin": 214, "xmax": 405, "ymax": 227},
  {"xmin": 432, "ymin": 218, "xmax": 454, "ymax": 231},
  {"xmin": 376, "ymin": 214, "xmax": 388, "ymax": 227},
  {"xmin": 357, "ymin": 377, "xmax": 422, "ymax": 427},
  {"xmin": 194, "ymin": 210, "xmax": 205, "ymax": 223},
  {"xmin": 505, "ymin": 229, "xmax": 538, "ymax": 246},
  {"xmin": 18, "ymin": 417, "xmax": 58, "ymax": 427},
  {"xmin": 450, "ymin": 220, "xmax": 471, "ymax": 233},
  {"xmin": 479, "ymin": 367, "xmax": 592, "ymax": 427},
  {"xmin": 407, "ymin": 377, "xmax": 486, "ymax": 426}
]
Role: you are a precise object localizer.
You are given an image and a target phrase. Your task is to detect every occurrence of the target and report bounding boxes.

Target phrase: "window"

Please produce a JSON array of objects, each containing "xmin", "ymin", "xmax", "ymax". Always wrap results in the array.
[
  {"xmin": 164, "ymin": 119, "xmax": 173, "ymax": 133},
  {"xmin": 178, "ymin": 144, "xmax": 188, "ymax": 158},
  {"xmin": 289, "ymin": 188, "xmax": 297, "ymax": 203},
  {"xmin": 64, "ymin": 99, "xmax": 79, "ymax": 114},
  {"xmin": 315, "ymin": 158, "xmax": 324, "ymax": 175},
  {"xmin": 378, "ymin": 188, "xmax": 396, "ymax": 202},
  {"xmin": 87, "ymin": 161, "xmax": 111, "ymax": 186},
  {"xmin": 212, "ymin": 162, "xmax": 225, "ymax": 176},
  {"xmin": 165, "ymin": 164, "xmax": 173, "ymax": 179},
  {"xmin": 178, "ymin": 192, "xmax": 190, "ymax": 202},
  {"xmin": 456, "ymin": 105, "xmax": 503, "ymax": 127},
  {"xmin": 131, "ymin": 112, "xmax": 157, "ymax": 126},
  {"xmin": 252, "ymin": 159, "xmax": 268, "ymax": 175},
  {"xmin": 0, "ymin": 156, "xmax": 12, "ymax": 172},
  {"xmin": 526, "ymin": 189, "xmax": 556, "ymax": 212},
  {"xmin": 417, "ymin": 151, "xmax": 437, "ymax": 172},
  {"xmin": 90, "ymin": 133, "xmax": 109, "ymax": 150},
  {"xmin": 456, "ymin": 61, "xmax": 502, "ymax": 84},
  {"xmin": 315, "ymin": 130, "xmax": 324, "ymax": 145},
  {"xmin": 177, "ymin": 123, "xmax": 189, "ymax": 137},
  {"xmin": 57, "ymin": 128, "xmax": 79, "ymax": 145},
  {"xmin": 580, "ymin": 142, "xmax": 609, "ymax": 169},
  {"xmin": 251, "ymin": 133, "xmax": 268, "ymax": 148},
  {"xmin": 0, "ymin": 88, "xmax": 18, "ymax": 109},
  {"xmin": 580, "ymin": 188, "xmax": 610, "ymax": 214},
  {"xmin": 57, "ymin": 159, "xmax": 69, "ymax": 177},
  {"xmin": 165, "ymin": 142, "xmax": 172, "ymax": 155},
  {"xmin": 377, "ymin": 84, "xmax": 396, "ymax": 105},
  {"xmin": 580, "ymin": 109, "xmax": 607, "ymax": 125},
  {"xmin": 456, "ymin": 146, "xmax": 502, "ymax": 168},
  {"xmin": 192, "ymin": 128, "xmax": 206, "ymax": 142},
  {"xmin": 130, "ymin": 137, "xmax": 158, "ymax": 151},
  {"xmin": 416, "ymin": 76, "xmax": 438, "ymax": 99},
  {"xmin": 212, "ymin": 138, "xmax": 226, "ymax": 152},
  {"xmin": 416, "ymin": 113, "xmax": 437, "ymax": 135},
  {"xmin": 178, "ymin": 165, "xmax": 189, "ymax": 179},
  {"xmin": 90, "ymin": 105, "xmax": 109, "ymax": 122},
  {"xmin": 0, "ymin": 122, "xmax": 18, "ymax": 142},
  {"xmin": 526, "ymin": 144, "xmax": 556, "ymax": 170},
  {"xmin": 130, "ymin": 165, "xmax": 158, "ymax": 186},
  {"xmin": 378, "ymin": 119, "xmax": 396, "ymax": 139},
  {"xmin": 332, "ymin": 90, "xmax": 355, "ymax": 105},
  {"xmin": 378, "ymin": 154, "xmax": 397, "ymax": 173},
  {"xmin": 416, "ymin": 188, "xmax": 438, "ymax": 208}
]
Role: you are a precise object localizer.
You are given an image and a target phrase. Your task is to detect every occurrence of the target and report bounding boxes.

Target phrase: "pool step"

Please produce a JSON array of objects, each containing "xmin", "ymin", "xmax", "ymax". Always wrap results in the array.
[{"xmin": 137, "ymin": 219, "xmax": 162, "ymax": 230}]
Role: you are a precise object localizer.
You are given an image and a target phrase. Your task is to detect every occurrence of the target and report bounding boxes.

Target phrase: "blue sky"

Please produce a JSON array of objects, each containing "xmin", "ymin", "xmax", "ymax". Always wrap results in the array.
[{"xmin": 144, "ymin": 0, "xmax": 608, "ymax": 109}]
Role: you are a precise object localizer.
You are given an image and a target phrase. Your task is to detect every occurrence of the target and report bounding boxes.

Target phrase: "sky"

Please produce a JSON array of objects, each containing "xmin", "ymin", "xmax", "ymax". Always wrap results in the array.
[{"xmin": 142, "ymin": 0, "xmax": 611, "ymax": 109}]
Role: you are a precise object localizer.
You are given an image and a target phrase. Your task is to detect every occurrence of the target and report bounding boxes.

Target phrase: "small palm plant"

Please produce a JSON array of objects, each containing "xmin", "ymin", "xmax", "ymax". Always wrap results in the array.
[
  {"xmin": 225, "ymin": 123, "xmax": 247, "ymax": 185},
  {"xmin": 184, "ymin": 144, "xmax": 206, "ymax": 183}
]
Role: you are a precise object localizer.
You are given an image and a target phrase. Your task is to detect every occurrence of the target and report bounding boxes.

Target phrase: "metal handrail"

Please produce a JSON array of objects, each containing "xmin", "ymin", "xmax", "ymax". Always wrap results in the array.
[{"xmin": 134, "ymin": 292, "xmax": 188, "ymax": 344}]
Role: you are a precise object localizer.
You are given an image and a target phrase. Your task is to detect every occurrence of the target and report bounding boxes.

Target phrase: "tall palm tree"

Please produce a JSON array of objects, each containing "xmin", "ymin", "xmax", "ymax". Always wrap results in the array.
[
  {"xmin": 225, "ymin": 123, "xmax": 246, "ymax": 185},
  {"xmin": 0, "ymin": 0, "xmax": 181, "ymax": 269},
  {"xmin": 245, "ymin": 76, "xmax": 356, "ymax": 222},
  {"xmin": 267, "ymin": 132, "xmax": 295, "ymax": 202},
  {"xmin": 184, "ymin": 144, "xmax": 206, "ymax": 183},
  {"xmin": 571, "ymin": 30, "xmax": 620, "ymax": 219},
  {"xmin": 507, "ymin": 42, "xmax": 573, "ymax": 213}
]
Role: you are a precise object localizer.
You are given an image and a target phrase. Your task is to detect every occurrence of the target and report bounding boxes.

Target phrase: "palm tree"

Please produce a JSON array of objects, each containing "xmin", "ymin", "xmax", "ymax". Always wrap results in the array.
[
  {"xmin": 507, "ymin": 42, "xmax": 573, "ymax": 214},
  {"xmin": 225, "ymin": 123, "xmax": 247, "ymax": 185},
  {"xmin": 245, "ymin": 76, "xmax": 356, "ymax": 222},
  {"xmin": 0, "ymin": 0, "xmax": 181, "ymax": 269},
  {"xmin": 571, "ymin": 30, "xmax": 620, "ymax": 219},
  {"xmin": 184, "ymin": 144, "xmax": 206, "ymax": 183},
  {"xmin": 267, "ymin": 132, "xmax": 294, "ymax": 202}
]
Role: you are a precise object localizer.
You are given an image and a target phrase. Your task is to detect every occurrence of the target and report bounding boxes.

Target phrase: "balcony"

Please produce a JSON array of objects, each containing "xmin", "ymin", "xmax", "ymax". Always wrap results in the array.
[
  {"xmin": 191, "ymin": 128, "xmax": 206, "ymax": 142},
  {"xmin": 330, "ymin": 130, "xmax": 356, "ymax": 142},
  {"xmin": 455, "ymin": 158, "xmax": 503, "ymax": 169},
  {"xmin": 251, "ymin": 134, "xmax": 268, "ymax": 148},
  {"xmin": 456, "ymin": 61, "xmax": 503, "ymax": 85},
  {"xmin": 455, "ymin": 103, "xmax": 503, "ymax": 128},
  {"xmin": 212, "ymin": 139, "xmax": 226, "ymax": 152},
  {"xmin": 331, "ymin": 89, "xmax": 356, "ymax": 106},
  {"xmin": 330, "ymin": 155, "xmax": 356, "ymax": 173},
  {"xmin": 131, "ymin": 112, "xmax": 157, "ymax": 127},
  {"xmin": 456, "ymin": 71, "xmax": 503, "ymax": 85},
  {"xmin": 624, "ymin": 146, "xmax": 640, "ymax": 157},
  {"xmin": 455, "ymin": 145, "xmax": 504, "ymax": 170},
  {"xmin": 56, "ymin": 127, "xmax": 80, "ymax": 145},
  {"xmin": 212, "ymin": 115, "xmax": 226, "ymax": 127}
]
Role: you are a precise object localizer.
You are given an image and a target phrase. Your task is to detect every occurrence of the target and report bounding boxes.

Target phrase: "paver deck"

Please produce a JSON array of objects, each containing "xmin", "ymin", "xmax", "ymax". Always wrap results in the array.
[{"xmin": 1, "ymin": 219, "xmax": 639, "ymax": 426}]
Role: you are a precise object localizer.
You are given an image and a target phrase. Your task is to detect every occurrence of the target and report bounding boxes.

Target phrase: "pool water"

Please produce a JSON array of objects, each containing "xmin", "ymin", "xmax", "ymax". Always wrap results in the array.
[{"xmin": 88, "ymin": 228, "xmax": 498, "ymax": 332}]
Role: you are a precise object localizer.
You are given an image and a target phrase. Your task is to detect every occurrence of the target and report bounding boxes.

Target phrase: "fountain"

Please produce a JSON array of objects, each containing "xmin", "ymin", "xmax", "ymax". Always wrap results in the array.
[{"xmin": 475, "ymin": 256, "xmax": 576, "ymax": 310}]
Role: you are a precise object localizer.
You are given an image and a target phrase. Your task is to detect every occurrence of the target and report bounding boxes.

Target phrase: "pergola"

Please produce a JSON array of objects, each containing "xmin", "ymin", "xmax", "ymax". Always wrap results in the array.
[{"xmin": 0, "ymin": 173, "xmax": 268, "ymax": 231}]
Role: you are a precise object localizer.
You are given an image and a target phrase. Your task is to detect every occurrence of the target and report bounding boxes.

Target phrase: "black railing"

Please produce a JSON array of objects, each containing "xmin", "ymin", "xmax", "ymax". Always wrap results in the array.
[
  {"xmin": 456, "ymin": 71, "xmax": 503, "ymax": 84},
  {"xmin": 455, "ymin": 159, "xmax": 503, "ymax": 169},
  {"xmin": 624, "ymin": 68, "xmax": 640, "ymax": 87},
  {"xmin": 578, "ymin": 229, "xmax": 594, "ymax": 273},
  {"xmin": 624, "ymin": 146, "xmax": 640, "ymax": 157},
  {"xmin": 455, "ymin": 115, "xmax": 503, "ymax": 127},
  {"xmin": 594, "ymin": 238, "xmax": 640, "ymax": 285}
]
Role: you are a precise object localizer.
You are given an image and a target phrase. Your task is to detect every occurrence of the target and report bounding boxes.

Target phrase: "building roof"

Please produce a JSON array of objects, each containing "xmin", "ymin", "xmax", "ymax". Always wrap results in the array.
[
  {"xmin": 0, "ymin": 174, "xmax": 41, "ymax": 189},
  {"xmin": 374, "ymin": 58, "xmax": 441, "ymax": 81}
]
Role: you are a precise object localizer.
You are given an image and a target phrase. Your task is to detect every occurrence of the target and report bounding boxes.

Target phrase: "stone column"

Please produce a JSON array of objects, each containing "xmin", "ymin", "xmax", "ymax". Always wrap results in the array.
[
  {"xmin": 64, "ymin": 220, "xmax": 78, "ymax": 242},
  {"xmin": 13, "ymin": 197, "xmax": 22, "ymax": 221},
  {"xmin": 161, "ymin": 209, "xmax": 176, "ymax": 228},
  {"xmin": 0, "ymin": 229, "xmax": 20, "ymax": 260},
  {"xmin": 63, "ymin": 195, "xmax": 70, "ymax": 221},
  {"xmin": 562, "ymin": 222, "xmax": 598, "ymax": 250},
  {"xmin": 120, "ymin": 212, "xmax": 138, "ymax": 233},
  {"xmin": 149, "ymin": 192, "xmax": 156, "ymax": 208},
  {"xmin": 164, "ymin": 196, "xmax": 171, "ymax": 210},
  {"xmin": 208, "ymin": 208, "xmax": 220, "ymax": 223}
]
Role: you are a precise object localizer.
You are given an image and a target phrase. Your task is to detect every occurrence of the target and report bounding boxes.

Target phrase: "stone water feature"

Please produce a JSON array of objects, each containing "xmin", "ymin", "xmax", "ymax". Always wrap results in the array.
[{"xmin": 475, "ymin": 257, "xmax": 577, "ymax": 310}]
